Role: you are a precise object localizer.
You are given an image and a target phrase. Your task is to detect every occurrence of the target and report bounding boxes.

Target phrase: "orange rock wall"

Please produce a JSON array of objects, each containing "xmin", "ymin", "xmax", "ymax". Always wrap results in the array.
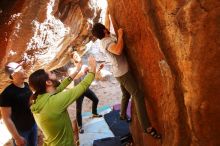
[{"xmin": 108, "ymin": 0, "xmax": 220, "ymax": 145}]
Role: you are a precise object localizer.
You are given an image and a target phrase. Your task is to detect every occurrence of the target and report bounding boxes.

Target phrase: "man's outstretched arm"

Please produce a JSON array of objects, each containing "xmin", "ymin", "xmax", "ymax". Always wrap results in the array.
[
  {"xmin": 104, "ymin": 7, "xmax": 110, "ymax": 31},
  {"xmin": 107, "ymin": 28, "xmax": 124, "ymax": 55}
]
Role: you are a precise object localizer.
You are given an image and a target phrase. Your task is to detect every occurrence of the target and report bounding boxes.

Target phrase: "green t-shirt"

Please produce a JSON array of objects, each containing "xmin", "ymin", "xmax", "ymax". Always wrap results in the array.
[{"xmin": 31, "ymin": 73, "xmax": 94, "ymax": 146}]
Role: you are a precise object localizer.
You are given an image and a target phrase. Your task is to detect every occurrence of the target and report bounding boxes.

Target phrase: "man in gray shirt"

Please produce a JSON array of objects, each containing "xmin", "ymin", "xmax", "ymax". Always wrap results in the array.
[{"xmin": 91, "ymin": 11, "xmax": 161, "ymax": 139}]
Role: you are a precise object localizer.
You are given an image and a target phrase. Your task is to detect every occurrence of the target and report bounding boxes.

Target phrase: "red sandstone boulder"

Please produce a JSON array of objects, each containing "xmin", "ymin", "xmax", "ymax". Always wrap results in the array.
[{"xmin": 108, "ymin": 0, "xmax": 220, "ymax": 145}]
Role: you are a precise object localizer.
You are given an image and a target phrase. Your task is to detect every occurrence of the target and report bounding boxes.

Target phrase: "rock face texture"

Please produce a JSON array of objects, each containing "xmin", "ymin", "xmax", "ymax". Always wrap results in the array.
[
  {"xmin": 0, "ymin": 0, "xmax": 220, "ymax": 146},
  {"xmin": 108, "ymin": 0, "xmax": 220, "ymax": 146},
  {"xmin": 0, "ymin": 0, "xmax": 102, "ymax": 91}
]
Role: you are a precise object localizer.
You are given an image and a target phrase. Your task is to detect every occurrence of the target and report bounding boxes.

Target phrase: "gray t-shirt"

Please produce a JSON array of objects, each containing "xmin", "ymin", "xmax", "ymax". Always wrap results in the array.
[{"xmin": 100, "ymin": 35, "xmax": 128, "ymax": 77}]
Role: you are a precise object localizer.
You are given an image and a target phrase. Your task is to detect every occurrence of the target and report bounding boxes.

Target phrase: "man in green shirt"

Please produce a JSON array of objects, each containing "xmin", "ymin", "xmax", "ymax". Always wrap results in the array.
[{"xmin": 28, "ymin": 56, "xmax": 97, "ymax": 146}]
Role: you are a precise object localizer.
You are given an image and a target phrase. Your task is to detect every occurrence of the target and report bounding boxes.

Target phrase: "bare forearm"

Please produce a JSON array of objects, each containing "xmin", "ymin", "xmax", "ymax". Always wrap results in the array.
[
  {"xmin": 3, "ymin": 118, "xmax": 20, "ymax": 139},
  {"xmin": 116, "ymin": 35, "xmax": 124, "ymax": 55},
  {"xmin": 69, "ymin": 68, "xmax": 81, "ymax": 80},
  {"xmin": 74, "ymin": 71, "xmax": 85, "ymax": 80},
  {"xmin": 108, "ymin": 28, "xmax": 124, "ymax": 55}
]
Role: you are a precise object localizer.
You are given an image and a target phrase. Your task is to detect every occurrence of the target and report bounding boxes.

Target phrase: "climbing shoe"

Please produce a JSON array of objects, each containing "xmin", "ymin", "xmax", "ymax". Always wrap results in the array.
[
  {"xmin": 92, "ymin": 114, "xmax": 102, "ymax": 118},
  {"xmin": 79, "ymin": 127, "xmax": 84, "ymax": 134},
  {"xmin": 145, "ymin": 127, "xmax": 161, "ymax": 139},
  {"xmin": 119, "ymin": 115, "xmax": 131, "ymax": 123}
]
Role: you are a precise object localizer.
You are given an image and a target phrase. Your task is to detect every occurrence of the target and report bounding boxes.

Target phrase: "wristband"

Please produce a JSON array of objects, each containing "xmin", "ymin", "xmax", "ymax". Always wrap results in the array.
[{"xmin": 67, "ymin": 76, "xmax": 73, "ymax": 81}]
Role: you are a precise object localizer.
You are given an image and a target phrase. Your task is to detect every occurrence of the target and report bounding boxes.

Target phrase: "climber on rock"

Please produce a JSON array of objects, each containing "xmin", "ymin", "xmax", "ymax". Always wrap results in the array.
[{"xmin": 91, "ymin": 9, "xmax": 161, "ymax": 139}]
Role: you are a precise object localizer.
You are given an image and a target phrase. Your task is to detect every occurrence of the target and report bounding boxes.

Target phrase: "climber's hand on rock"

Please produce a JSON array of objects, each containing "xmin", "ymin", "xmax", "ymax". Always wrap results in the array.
[{"xmin": 118, "ymin": 28, "xmax": 123, "ymax": 38}]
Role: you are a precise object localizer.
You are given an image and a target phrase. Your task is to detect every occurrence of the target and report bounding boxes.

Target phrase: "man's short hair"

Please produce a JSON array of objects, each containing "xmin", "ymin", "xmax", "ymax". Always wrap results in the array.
[{"xmin": 91, "ymin": 23, "xmax": 106, "ymax": 40}]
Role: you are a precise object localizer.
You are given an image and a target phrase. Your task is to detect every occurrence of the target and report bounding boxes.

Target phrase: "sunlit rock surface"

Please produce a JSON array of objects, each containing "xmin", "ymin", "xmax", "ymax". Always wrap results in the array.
[
  {"xmin": 0, "ymin": 0, "xmax": 105, "ymax": 91},
  {"xmin": 107, "ymin": 0, "xmax": 220, "ymax": 146}
]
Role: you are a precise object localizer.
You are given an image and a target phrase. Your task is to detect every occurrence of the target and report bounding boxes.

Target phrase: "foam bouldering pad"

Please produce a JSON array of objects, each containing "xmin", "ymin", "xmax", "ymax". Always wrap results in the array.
[
  {"xmin": 104, "ymin": 110, "xmax": 130, "ymax": 138},
  {"xmin": 93, "ymin": 137, "xmax": 122, "ymax": 146}
]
